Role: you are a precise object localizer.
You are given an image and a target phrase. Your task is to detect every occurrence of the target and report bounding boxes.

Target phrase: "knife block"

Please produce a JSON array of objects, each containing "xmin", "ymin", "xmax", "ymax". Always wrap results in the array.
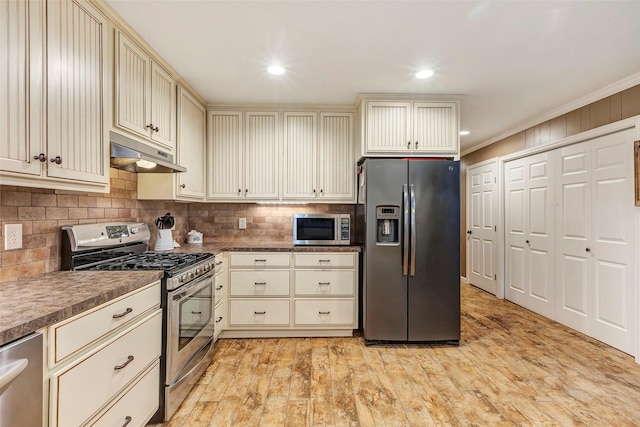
[{"xmin": 154, "ymin": 229, "xmax": 174, "ymax": 251}]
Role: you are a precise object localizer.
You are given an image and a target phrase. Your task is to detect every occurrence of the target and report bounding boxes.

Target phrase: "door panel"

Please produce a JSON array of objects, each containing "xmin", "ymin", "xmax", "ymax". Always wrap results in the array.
[
  {"xmin": 408, "ymin": 160, "xmax": 460, "ymax": 341},
  {"xmin": 467, "ymin": 160, "xmax": 498, "ymax": 294},
  {"xmin": 363, "ymin": 159, "xmax": 408, "ymax": 341}
]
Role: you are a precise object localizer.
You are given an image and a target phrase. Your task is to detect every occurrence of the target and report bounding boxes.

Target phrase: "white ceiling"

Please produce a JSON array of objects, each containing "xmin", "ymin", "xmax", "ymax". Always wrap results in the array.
[{"xmin": 106, "ymin": 0, "xmax": 640, "ymax": 153}]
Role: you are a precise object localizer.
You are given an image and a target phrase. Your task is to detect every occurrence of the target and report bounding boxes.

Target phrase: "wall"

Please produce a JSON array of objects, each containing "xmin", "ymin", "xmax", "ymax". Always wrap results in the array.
[
  {"xmin": 460, "ymin": 84, "xmax": 640, "ymax": 278},
  {"xmin": 0, "ymin": 169, "xmax": 353, "ymax": 283}
]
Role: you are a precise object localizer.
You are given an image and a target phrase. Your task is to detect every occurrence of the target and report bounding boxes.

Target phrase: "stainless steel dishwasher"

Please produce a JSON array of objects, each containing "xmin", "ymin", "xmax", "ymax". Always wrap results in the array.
[{"xmin": 0, "ymin": 333, "xmax": 43, "ymax": 427}]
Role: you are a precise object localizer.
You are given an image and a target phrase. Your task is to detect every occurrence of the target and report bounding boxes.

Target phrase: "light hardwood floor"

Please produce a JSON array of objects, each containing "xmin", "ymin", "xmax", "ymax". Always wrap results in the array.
[{"xmin": 152, "ymin": 283, "xmax": 640, "ymax": 426}]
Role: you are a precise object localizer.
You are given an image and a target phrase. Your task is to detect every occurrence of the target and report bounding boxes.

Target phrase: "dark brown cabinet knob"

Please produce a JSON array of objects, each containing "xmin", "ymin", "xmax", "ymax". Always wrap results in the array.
[
  {"xmin": 33, "ymin": 153, "xmax": 47, "ymax": 162},
  {"xmin": 50, "ymin": 156, "xmax": 62, "ymax": 165}
]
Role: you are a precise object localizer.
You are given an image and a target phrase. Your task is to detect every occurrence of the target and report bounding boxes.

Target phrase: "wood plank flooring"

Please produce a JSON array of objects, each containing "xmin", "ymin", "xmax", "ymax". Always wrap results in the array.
[{"xmin": 151, "ymin": 283, "xmax": 640, "ymax": 426}]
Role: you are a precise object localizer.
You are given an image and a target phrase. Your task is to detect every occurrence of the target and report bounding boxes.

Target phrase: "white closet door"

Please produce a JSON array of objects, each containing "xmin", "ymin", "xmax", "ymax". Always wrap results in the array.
[
  {"xmin": 467, "ymin": 159, "xmax": 498, "ymax": 295},
  {"xmin": 590, "ymin": 129, "xmax": 636, "ymax": 353},
  {"xmin": 505, "ymin": 152, "xmax": 555, "ymax": 318},
  {"xmin": 556, "ymin": 142, "xmax": 592, "ymax": 333}
]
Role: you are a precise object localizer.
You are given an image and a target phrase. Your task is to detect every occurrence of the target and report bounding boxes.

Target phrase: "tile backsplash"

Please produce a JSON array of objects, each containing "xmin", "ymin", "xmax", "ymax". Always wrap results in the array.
[{"xmin": 0, "ymin": 169, "xmax": 353, "ymax": 283}]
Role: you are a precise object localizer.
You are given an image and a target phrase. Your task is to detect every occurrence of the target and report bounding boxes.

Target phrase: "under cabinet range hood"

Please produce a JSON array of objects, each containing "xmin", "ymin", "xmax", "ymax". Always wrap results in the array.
[{"xmin": 110, "ymin": 132, "xmax": 186, "ymax": 173}]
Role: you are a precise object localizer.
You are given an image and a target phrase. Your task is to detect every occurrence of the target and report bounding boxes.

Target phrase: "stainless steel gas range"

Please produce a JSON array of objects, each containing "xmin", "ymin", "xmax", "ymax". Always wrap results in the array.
[{"xmin": 61, "ymin": 222, "xmax": 216, "ymax": 422}]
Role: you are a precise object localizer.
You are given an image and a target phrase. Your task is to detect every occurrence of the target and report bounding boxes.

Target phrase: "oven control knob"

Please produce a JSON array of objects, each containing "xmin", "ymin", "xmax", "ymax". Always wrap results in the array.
[
  {"xmin": 196, "ymin": 268, "xmax": 204, "ymax": 276},
  {"xmin": 189, "ymin": 272, "xmax": 195, "ymax": 280},
  {"xmin": 179, "ymin": 274, "xmax": 186, "ymax": 283},
  {"xmin": 130, "ymin": 227, "xmax": 138, "ymax": 234},
  {"xmin": 204, "ymin": 264, "xmax": 211, "ymax": 272}
]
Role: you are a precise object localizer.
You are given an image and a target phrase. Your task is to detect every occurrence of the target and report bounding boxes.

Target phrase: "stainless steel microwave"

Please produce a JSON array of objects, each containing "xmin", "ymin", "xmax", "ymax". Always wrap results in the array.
[{"xmin": 292, "ymin": 214, "xmax": 351, "ymax": 245}]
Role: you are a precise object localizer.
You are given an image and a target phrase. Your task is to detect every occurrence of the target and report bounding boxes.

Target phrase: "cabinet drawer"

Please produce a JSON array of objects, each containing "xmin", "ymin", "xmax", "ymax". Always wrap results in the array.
[
  {"xmin": 293, "ymin": 253, "xmax": 356, "ymax": 268},
  {"xmin": 294, "ymin": 270, "xmax": 355, "ymax": 296},
  {"xmin": 214, "ymin": 299, "xmax": 227, "ymax": 340},
  {"xmin": 230, "ymin": 270, "xmax": 290, "ymax": 296},
  {"xmin": 294, "ymin": 299, "xmax": 355, "ymax": 326},
  {"xmin": 50, "ymin": 281, "xmax": 160, "ymax": 364},
  {"xmin": 52, "ymin": 310, "xmax": 162, "ymax": 427},
  {"xmin": 229, "ymin": 299, "xmax": 290, "ymax": 325},
  {"xmin": 90, "ymin": 361, "xmax": 160, "ymax": 427},
  {"xmin": 230, "ymin": 252, "xmax": 291, "ymax": 267}
]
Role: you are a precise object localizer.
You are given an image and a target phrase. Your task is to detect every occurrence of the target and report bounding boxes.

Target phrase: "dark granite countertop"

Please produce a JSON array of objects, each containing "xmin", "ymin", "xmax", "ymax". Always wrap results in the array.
[
  {"xmin": 0, "ymin": 270, "xmax": 163, "ymax": 346},
  {"xmin": 173, "ymin": 242, "xmax": 362, "ymax": 254}
]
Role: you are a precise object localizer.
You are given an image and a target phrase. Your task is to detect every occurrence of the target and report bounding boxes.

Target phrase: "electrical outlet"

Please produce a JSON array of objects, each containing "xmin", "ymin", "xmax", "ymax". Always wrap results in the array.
[
  {"xmin": 4, "ymin": 224, "xmax": 23, "ymax": 250},
  {"xmin": 239, "ymin": 218, "xmax": 247, "ymax": 230}
]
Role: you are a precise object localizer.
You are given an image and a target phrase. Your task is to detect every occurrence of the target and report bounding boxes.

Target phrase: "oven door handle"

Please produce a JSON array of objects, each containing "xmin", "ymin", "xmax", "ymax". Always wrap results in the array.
[{"xmin": 169, "ymin": 270, "xmax": 215, "ymax": 301}]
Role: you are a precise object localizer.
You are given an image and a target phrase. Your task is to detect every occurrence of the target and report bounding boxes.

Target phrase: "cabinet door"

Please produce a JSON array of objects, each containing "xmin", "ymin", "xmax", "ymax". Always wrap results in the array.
[
  {"xmin": 176, "ymin": 87, "xmax": 206, "ymax": 199},
  {"xmin": 318, "ymin": 112, "xmax": 355, "ymax": 200},
  {"xmin": 115, "ymin": 31, "xmax": 150, "ymax": 139},
  {"xmin": 46, "ymin": 0, "xmax": 108, "ymax": 184},
  {"xmin": 365, "ymin": 102, "xmax": 411, "ymax": 153},
  {"xmin": 149, "ymin": 62, "xmax": 176, "ymax": 150},
  {"xmin": 412, "ymin": 102, "xmax": 458, "ymax": 154},
  {"xmin": 0, "ymin": 0, "xmax": 44, "ymax": 176},
  {"xmin": 244, "ymin": 111, "xmax": 279, "ymax": 199},
  {"xmin": 208, "ymin": 111, "xmax": 243, "ymax": 199},
  {"xmin": 283, "ymin": 112, "xmax": 317, "ymax": 199}
]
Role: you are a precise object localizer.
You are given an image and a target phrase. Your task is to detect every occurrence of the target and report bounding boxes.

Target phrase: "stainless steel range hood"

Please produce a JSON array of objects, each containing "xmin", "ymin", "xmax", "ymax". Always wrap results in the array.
[{"xmin": 110, "ymin": 132, "xmax": 186, "ymax": 173}]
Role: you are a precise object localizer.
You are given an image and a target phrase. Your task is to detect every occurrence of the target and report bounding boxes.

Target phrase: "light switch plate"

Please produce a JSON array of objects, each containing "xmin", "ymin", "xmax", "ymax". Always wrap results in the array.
[
  {"xmin": 4, "ymin": 224, "xmax": 23, "ymax": 250},
  {"xmin": 239, "ymin": 218, "xmax": 247, "ymax": 230}
]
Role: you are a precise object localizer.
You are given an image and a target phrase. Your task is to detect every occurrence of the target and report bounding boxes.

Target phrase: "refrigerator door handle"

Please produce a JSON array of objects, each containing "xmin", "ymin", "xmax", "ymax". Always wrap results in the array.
[
  {"xmin": 410, "ymin": 184, "xmax": 416, "ymax": 276},
  {"xmin": 403, "ymin": 184, "xmax": 409, "ymax": 276}
]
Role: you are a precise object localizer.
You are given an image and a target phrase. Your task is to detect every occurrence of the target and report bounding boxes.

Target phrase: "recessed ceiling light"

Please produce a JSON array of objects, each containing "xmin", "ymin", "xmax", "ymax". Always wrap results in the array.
[
  {"xmin": 415, "ymin": 69, "xmax": 434, "ymax": 79},
  {"xmin": 459, "ymin": 130, "xmax": 470, "ymax": 136},
  {"xmin": 268, "ymin": 65, "xmax": 285, "ymax": 75}
]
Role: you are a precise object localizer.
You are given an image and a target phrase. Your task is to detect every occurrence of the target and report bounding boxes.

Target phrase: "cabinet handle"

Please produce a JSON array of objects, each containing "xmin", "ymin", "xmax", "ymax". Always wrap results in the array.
[
  {"xmin": 586, "ymin": 248, "xmax": 591, "ymax": 252},
  {"xmin": 216, "ymin": 285, "xmax": 223, "ymax": 290},
  {"xmin": 146, "ymin": 123, "xmax": 159, "ymax": 132},
  {"xmin": 254, "ymin": 311, "xmax": 266, "ymax": 315},
  {"xmin": 192, "ymin": 311, "xmax": 202, "ymax": 314},
  {"xmin": 320, "ymin": 189, "xmax": 323, "ymax": 194},
  {"xmin": 466, "ymin": 230, "xmax": 472, "ymax": 235},
  {"xmin": 33, "ymin": 153, "xmax": 47, "ymax": 162},
  {"xmin": 122, "ymin": 416, "xmax": 132, "ymax": 427},
  {"xmin": 245, "ymin": 189, "xmax": 248, "ymax": 194},
  {"xmin": 319, "ymin": 311, "xmax": 331, "ymax": 315},
  {"xmin": 254, "ymin": 282, "xmax": 267, "ymax": 285},
  {"xmin": 215, "ymin": 261, "xmax": 223, "ymax": 265},
  {"xmin": 112, "ymin": 307, "xmax": 133, "ymax": 319},
  {"xmin": 180, "ymin": 184, "xmax": 186, "ymax": 189},
  {"xmin": 313, "ymin": 189, "xmax": 316, "ymax": 194},
  {"xmin": 318, "ymin": 259, "xmax": 331, "ymax": 263},
  {"xmin": 415, "ymin": 141, "xmax": 419, "ymax": 149},
  {"xmin": 525, "ymin": 240, "xmax": 530, "ymax": 244},
  {"xmin": 50, "ymin": 156, "xmax": 62, "ymax": 165},
  {"xmin": 407, "ymin": 141, "xmax": 411, "ymax": 149},
  {"xmin": 254, "ymin": 259, "xmax": 267, "ymax": 262},
  {"xmin": 238, "ymin": 189, "xmax": 241, "ymax": 194},
  {"xmin": 114, "ymin": 355, "xmax": 134, "ymax": 370},
  {"xmin": 216, "ymin": 316, "xmax": 223, "ymax": 323},
  {"xmin": 318, "ymin": 282, "xmax": 331, "ymax": 285}
]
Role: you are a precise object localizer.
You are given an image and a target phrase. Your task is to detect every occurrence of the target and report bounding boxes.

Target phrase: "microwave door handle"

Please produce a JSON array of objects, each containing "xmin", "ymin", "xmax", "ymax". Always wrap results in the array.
[
  {"xmin": 403, "ymin": 184, "xmax": 409, "ymax": 276},
  {"xmin": 410, "ymin": 184, "xmax": 416, "ymax": 277}
]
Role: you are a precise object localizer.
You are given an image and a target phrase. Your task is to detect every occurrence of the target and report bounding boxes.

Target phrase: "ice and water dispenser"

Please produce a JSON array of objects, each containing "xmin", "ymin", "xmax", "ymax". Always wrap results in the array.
[{"xmin": 376, "ymin": 206, "xmax": 400, "ymax": 245}]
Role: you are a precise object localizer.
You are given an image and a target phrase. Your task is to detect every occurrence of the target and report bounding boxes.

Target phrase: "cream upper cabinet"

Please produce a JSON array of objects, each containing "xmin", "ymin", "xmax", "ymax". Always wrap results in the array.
[
  {"xmin": 115, "ymin": 30, "xmax": 176, "ymax": 153},
  {"xmin": 137, "ymin": 86, "xmax": 206, "ymax": 201},
  {"xmin": 207, "ymin": 110, "xmax": 280, "ymax": 201},
  {"xmin": 283, "ymin": 111, "xmax": 355, "ymax": 202},
  {"xmin": 358, "ymin": 95, "xmax": 460, "ymax": 158},
  {"xmin": 318, "ymin": 112, "xmax": 355, "ymax": 200},
  {"xmin": 0, "ymin": 0, "xmax": 44, "ymax": 177},
  {"xmin": 1, "ymin": 0, "xmax": 110, "ymax": 192},
  {"xmin": 283, "ymin": 112, "xmax": 317, "ymax": 199}
]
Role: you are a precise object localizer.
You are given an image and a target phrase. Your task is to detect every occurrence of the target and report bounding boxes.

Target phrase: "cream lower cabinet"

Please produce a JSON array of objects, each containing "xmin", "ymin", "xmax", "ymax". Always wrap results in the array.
[
  {"xmin": 222, "ymin": 252, "xmax": 358, "ymax": 338},
  {"xmin": 45, "ymin": 281, "xmax": 162, "ymax": 427},
  {"xmin": 214, "ymin": 253, "xmax": 228, "ymax": 341}
]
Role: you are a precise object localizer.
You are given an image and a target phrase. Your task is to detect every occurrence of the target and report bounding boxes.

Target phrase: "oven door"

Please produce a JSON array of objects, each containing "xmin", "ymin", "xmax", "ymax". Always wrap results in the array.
[{"xmin": 166, "ymin": 271, "xmax": 215, "ymax": 384}]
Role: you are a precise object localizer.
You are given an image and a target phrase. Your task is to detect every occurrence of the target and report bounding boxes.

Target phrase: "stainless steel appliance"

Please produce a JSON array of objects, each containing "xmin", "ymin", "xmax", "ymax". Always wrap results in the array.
[
  {"xmin": 110, "ymin": 131, "xmax": 186, "ymax": 173},
  {"xmin": 356, "ymin": 158, "xmax": 460, "ymax": 344},
  {"xmin": 61, "ymin": 222, "xmax": 215, "ymax": 422},
  {"xmin": 293, "ymin": 213, "xmax": 351, "ymax": 245},
  {"xmin": 0, "ymin": 333, "xmax": 43, "ymax": 427}
]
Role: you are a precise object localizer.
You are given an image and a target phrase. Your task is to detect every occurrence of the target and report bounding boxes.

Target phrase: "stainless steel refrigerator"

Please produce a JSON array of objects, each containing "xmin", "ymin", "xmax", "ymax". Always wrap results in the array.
[{"xmin": 357, "ymin": 158, "xmax": 460, "ymax": 344}]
